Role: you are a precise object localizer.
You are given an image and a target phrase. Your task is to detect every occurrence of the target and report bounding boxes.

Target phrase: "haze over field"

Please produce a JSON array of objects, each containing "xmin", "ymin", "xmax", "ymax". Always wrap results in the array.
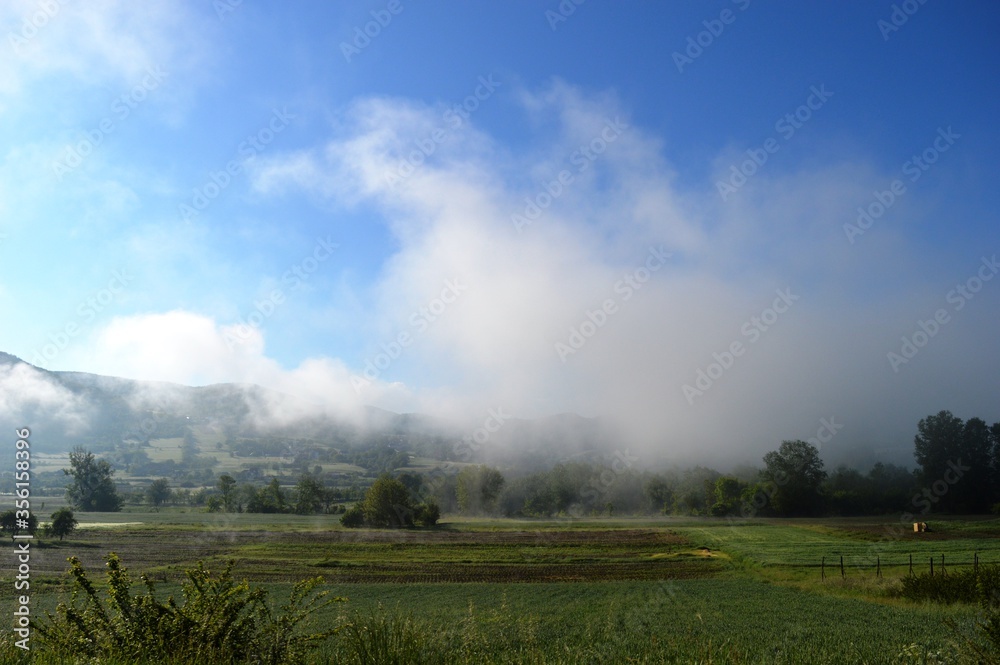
[{"xmin": 1, "ymin": 2, "xmax": 998, "ymax": 467}]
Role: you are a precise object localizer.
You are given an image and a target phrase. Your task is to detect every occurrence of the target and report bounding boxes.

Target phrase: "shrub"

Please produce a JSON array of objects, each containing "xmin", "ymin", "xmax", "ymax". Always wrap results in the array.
[
  {"xmin": 338, "ymin": 609, "xmax": 433, "ymax": 664},
  {"xmin": 49, "ymin": 508, "xmax": 77, "ymax": 540},
  {"xmin": 341, "ymin": 504, "xmax": 366, "ymax": 528},
  {"xmin": 414, "ymin": 501, "xmax": 441, "ymax": 527},
  {"xmin": 33, "ymin": 552, "xmax": 344, "ymax": 664},
  {"xmin": 899, "ymin": 564, "xmax": 1000, "ymax": 605}
]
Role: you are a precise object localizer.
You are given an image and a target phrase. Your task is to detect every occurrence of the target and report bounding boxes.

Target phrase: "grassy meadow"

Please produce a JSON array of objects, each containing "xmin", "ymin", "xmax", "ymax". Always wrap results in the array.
[{"xmin": 1, "ymin": 506, "xmax": 996, "ymax": 663}]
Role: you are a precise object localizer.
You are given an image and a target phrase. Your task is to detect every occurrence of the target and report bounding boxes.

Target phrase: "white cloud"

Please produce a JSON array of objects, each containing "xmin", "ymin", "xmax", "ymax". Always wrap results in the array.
[
  {"xmin": 64, "ymin": 310, "xmax": 383, "ymax": 426},
  {"xmin": 0, "ymin": 362, "xmax": 88, "ymax": 432},
  {"xmin": 3, "ymin": 0, "xmax": 205, "ymax": 88},
  {"xmin": 60, "ymin": 81, "xmax": 996, "ymax": 464}
]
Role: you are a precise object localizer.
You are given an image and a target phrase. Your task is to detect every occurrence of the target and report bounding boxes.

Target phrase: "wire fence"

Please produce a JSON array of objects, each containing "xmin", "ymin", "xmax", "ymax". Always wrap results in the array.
[{"xmin": 813, "ymin": 553, "xmax": 996, "ymax": 580}]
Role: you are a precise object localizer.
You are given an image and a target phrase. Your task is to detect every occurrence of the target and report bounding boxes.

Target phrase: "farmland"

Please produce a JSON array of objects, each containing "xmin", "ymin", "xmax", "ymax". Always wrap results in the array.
[{"xmin": 1, "ymin": 509, "xmax": 996, "ymax": 662}]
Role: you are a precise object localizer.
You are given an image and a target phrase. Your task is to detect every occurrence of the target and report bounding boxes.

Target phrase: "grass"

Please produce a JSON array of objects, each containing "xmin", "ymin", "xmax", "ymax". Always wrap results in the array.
[
  {"xmin": 312, "ymin": 578, "xmax": 977, "ymax": 663},
  {"xmin": 1, "ymin": 513, "xmax": 998, "ymax": 662}
]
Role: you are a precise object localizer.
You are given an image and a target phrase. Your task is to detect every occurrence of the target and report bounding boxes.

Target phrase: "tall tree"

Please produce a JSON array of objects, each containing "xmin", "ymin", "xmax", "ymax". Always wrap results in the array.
[
  {"xmin": 960, "ymin": 417, "xmax": 994, "ymax": 512},
  {"xmin": 761, "ymin": 440, "xmax": 827, "ymax": 516},
  {"xmin": 181, "ymin": 429, "xmax": 198, "ymax": 465},
  {"xmin": 146, "ymin": 478, "xmax": 171, "ymax": 508},
  {"xmin": 992, "ymin": 422, "xmax": 1000, "ymax": 505},
  {"xmin": 64, "ymin": 447, "xmax": 123, "ymax": 512},
  {"xmin": 711, "ymin": 476, "xmax": 745, "ymax": 516},
  {"xmin": 294, "ymin": 473, "xmax": 325, "ymax": 514},
  {"xmin": 217, "ymin": 474, "xmax": 237, "ymax": 512},
  {"xmin": 644, "ymin": 477, "xmax": 674, "ymax": 514},
  {"xmin": 247, "ymin": 477, "xmax": 287, "ymax": 513},
  {"xmin": 455, "ymin": 466, "xmax": 505, "ymax": 514},
  {"xmin": 913, "ymin": 411, "xmax": 989, "ymax": 512},
  {"xmin": 914, "ymin": 411, "xmax": 964, "ymax": 484}
]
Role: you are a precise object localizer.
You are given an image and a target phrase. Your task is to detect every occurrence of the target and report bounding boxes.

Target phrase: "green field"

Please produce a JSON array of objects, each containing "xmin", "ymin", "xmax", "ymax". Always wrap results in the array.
[{"xmin": 1, "ymin": 512, "xmax": 996, "ymax": 662}]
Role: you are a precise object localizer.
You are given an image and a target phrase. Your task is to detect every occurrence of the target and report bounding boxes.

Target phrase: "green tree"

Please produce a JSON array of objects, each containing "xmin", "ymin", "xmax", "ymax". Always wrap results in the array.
[
  {"xmin": 761, "ymin": 440, "xmax": 827, "ymax": 516},
  {"xmin": 456, "ymin": 466, "xmax": 505, "ymax": 514},
  {"xmin": 50, "ymin": 508, "xmax": 78, "ymax": 541},
  {"xmin": 674, "ymin": 466, "xmax": 720, "ymax": 515},
  {"xmin": 217, "ymin": 474, "xmax": 237, "ymax": 512},
  {"xmin": 0, "ymin": 510, "xmax": 14, "ymax": 534},
  {"xmin": 710, "ymin": 476, "xmax": 745, "ymax": 516},
  {"xmin": 644, "ymin": 477, "xmax": 674, "ymax": 513},
  {"xmin": 914, "ymin": 411, "xmax": 964, "ymax": 485},
  {"xmin": 0, "ymin": 510, "xmax": 37, "ymax": 538},
  {"xmin": 248, "ymin": 478, "xmax": 287, "ymax": 513},
  {"xmin": 361, "ymin": 475, "xmax": 413, "ymax": 527},
  {"xmin": 146, "ymin": 478, "xmax": 171, "ymax": 508},
  {"xmin": 181, "ymin": 428, "xmax": 198, "ymax": 465},
  {"xmin": 414, "ymin": 500, "xmax": 441, "ymax": 527},
  {"xmin": 396, "ymin": 471, "xmax": 423, "ymax": 497},
  {"xmin": 960, "ymin": 417, "xmax": 994, "ymax": 512},
  {"xmin": 64, "ymin": 447, "xmax": 123, "ymax": 512},
  {"xmin": 294, "ymin": 473, "xmax": 325, "ymax": 514},
  {"xmin": 913, "ymin": 411, "xmax": 993, "ymax": 512}
]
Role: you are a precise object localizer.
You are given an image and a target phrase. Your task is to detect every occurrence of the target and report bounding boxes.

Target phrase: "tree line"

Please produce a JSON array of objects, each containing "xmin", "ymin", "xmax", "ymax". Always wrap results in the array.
[{"xmin": 61, "ymin": 410, "xmax": 999, "ymax": 522}]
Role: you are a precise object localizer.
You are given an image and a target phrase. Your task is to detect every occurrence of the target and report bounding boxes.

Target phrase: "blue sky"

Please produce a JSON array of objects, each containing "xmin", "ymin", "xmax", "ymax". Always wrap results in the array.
[{"xmin": 1, "ymin": 1, "xmax": 998, "ymax": 464}]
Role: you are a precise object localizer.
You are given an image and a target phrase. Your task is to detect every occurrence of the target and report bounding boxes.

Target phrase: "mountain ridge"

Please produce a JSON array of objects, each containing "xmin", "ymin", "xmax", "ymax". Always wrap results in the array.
[{"xmin": 0, "ymin": 351, "xmax": 614, "ymax": 467}]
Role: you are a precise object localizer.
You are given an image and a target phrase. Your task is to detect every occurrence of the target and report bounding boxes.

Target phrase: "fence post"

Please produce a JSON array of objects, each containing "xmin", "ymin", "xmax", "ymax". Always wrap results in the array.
[
  {"xmin": 821, "ymin": 556, "xmax": 825, "ymax": 581},
  {"xmin": 975, "ymin": 552, "xmax": 979, "ymax": 575},
  {"xmin": 877, "ymin": 556, "xmax": 881, "ymax": 579},
  {"xmin": 909, "ymin": 553, "xmax": 913, "ymax": 576},
  {"xmin": 930, "ymin": 557, "xmax": 934, "ymax": 577},
  {"xmin": 941, "ymin": 554, "xmax": 945, "ymax": 576},
  {"xmin": 840, "ymin": 555, "xmax": 845, "ymax": 579}
]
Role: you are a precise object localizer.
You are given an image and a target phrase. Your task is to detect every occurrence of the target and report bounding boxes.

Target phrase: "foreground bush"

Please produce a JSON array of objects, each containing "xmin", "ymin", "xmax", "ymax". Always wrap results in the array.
[
  {"xmin": 33, "ymin": 553, "xmax": 344, "ymax": 664},
  {"xmin": 900, "ymin": 564, "xmax": 1000, "ymax": 605},
  {"xmin": 898, "ymin": 564, "xmax": 1000, "ymax": 662}
]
